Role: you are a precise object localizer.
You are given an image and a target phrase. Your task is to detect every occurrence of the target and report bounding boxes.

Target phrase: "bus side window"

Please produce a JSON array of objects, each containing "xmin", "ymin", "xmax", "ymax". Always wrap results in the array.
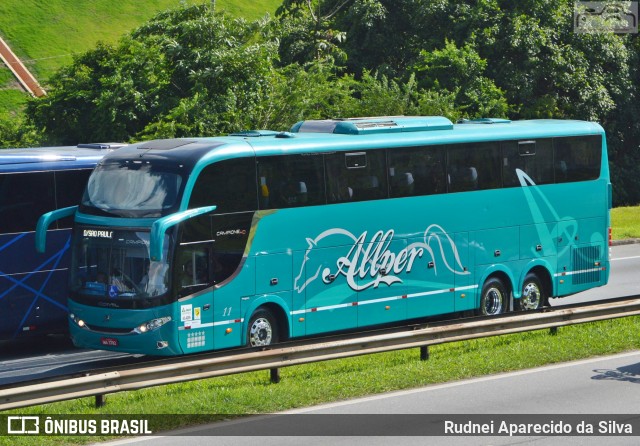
[
  {"xmin": 554, "ymin": 135, "xmax": 602, "ymax": 183},
  {"xmin": 257, "ymin": 154, "xmax": 325, "ymax": 209},
  {"xmin": 0, "ymin": 172, "xmax": 56, "ymax": 233},
  {"xmin": 502, "ymin": 140, "xmax": 554, "ymax": 187},
  {"xmin": 54, "ymin": 169, "xmax": 92, "ymax": 228},
  {"xmin": 175, "ymin": 216, "xmax": 213, "ymax": 296},
  {"xmin": 210, "ymin": 213, "xmax": 253, "ymax": 284},
  {"xmin": 447, "ymin": 142, "xmax": 501, "ymax": 192},
  {"xmin": 326, "ymin": 151, "xmax": 387, "ymax": 203},
  {"xmin": 189, "ymin": 157, "xmax": 258, "ymax": 213}
]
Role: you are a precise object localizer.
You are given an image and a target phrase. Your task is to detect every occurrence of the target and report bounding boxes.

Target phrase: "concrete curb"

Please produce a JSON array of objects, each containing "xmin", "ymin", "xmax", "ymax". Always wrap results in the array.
[{"xmin": 611, "ymin": 238, "xmax": 640, "ymax": 246}]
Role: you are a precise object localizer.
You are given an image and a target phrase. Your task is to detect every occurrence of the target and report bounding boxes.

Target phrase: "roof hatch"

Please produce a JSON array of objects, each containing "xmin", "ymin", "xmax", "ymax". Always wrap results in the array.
[
  {"xmin": 290, "ymin": 116, "xmax": 454, "ymax": 135},
  {"xmin": 137, "ymin": 139, "xmax": 197, "ymax": 150},
  {"xmin": 77, "ymin": 142, "xmax": 127, "ymax": 150},
  {"xmin": 457, "ymin": 118, "xmax": 512, "ymax": 124}
]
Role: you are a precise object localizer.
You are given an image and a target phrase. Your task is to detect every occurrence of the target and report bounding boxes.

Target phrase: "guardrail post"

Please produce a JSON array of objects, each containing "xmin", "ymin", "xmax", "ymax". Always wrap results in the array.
[
  {"xmin": 270, "ymin": 368, "xmax": 280, "ymax": 384},
  {"xmin": 549, "ymin": 326, "xmax": 558, "ymax": 336},
  {"xmin": 420, "ymin": 346, "xmax": 429, "ymax": 361},
  {"xmin": 95, "ymin": 394, "xmax": 106, "ymax": 408}
]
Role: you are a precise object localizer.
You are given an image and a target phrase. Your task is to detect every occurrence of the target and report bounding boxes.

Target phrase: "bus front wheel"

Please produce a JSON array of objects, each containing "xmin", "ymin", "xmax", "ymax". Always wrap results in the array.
[
  {"xmin": 247, "ymin": 309, "xmax": 279, "ymax": 348},
  {"xmin": 516, "ymin": 273, "xmax": 548, "ymax": 311},
  {"xmin": 478, "ymin": 277, "xmax": 508, "ymax": 316}
]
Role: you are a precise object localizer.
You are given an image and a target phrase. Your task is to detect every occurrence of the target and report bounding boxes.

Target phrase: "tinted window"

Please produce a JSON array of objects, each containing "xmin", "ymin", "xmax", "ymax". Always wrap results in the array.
[
  {"xmin": 325, "ymin": 150, "xmax": 387, "ymax": 203},
  {"xmin": 388, "ymin": 146, "xmax": 446, "ymax": 198},
  {"xmin": 55, "ymin": 169, "xmax": 92, "ymax": 228},
  {"xmin": 84, "ymin": 162, "xmax": 183, "ymax": 218},
  {"xmin": 210, "ymin": 213, "xmax": 253, "ymax": 284},
  {"xmin": 257, "ymin": 154, "xmax": 325, "ymax": 209},
  {"xmin": 502, "ymin": 139, "xmax": 554, "ymax": 187},
  {"xmin": 0, "ymin": 172, "xmax": 56, "ymax": 233},
  {"xmin": 447, "ymin": 142, "xmax": 501, "ymax": 192},
  {"xmin": 175, "ymin": 216, "xmax": 213, "ymax": 298},
  {"xmin": 189, "ymin": 157, "xmax": 257, "ymax": 213},
  {"xmin": 554, "ymin": 135, "xmax": 602, "ymax": 182}
]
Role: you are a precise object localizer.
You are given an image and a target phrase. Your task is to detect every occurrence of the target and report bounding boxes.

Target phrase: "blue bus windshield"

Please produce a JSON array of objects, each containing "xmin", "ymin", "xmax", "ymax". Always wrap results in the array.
[{"xmin": 82, "ymin": 162, "xmax": 183, "ymax": 218}]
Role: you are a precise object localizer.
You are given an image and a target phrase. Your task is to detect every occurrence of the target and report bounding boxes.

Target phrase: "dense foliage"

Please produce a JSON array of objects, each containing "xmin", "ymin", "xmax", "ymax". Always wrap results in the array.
[{"xmin": 1, "ymin": 1, "xmax": 638, "ymax": 204}]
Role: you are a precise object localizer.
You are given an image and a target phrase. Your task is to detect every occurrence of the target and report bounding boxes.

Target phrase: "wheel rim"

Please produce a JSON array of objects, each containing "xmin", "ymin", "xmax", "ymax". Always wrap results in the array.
[
  {"xmin": 521, "ymin": 281, "xmax": 542, "ymax": 311},
  {"xmin": 483, "ymin": 287, "xmax": 504, "ymax": 315},
  {"xmin": 249, "ymin": 317, "xmax": 273, "ymax": 347}
]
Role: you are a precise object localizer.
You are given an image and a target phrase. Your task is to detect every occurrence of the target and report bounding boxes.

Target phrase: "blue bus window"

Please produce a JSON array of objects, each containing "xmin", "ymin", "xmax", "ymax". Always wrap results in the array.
[{"xmin": 0, "ymin": 172, "xmax": 56, "ymax": 233}]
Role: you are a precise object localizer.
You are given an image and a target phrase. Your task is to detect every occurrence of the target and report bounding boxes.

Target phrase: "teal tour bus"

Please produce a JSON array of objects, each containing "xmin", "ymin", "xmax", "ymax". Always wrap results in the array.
[{"xmin": 36, "ymin": 116, "xmax": 611, "ymax": 356}]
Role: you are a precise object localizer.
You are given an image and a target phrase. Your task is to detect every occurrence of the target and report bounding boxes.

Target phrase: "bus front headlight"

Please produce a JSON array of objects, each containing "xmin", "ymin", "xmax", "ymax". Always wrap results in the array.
[
  {"xmin": 69, "ymin": 313, "xmax": 89, "ymax": 330},
  {"xmin": 134, "ymin": 316, "xmax": 172, "ymax": 334}
]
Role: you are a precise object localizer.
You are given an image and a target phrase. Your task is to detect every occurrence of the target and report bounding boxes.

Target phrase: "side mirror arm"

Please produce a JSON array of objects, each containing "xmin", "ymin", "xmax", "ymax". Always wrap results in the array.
[
  {"xmin": 149, "ymin": 206, "xmax": 217, "ymax": 261},
  {"xmin": 35, "ymin": 206, "xmax": 78, "ymax": 253}
]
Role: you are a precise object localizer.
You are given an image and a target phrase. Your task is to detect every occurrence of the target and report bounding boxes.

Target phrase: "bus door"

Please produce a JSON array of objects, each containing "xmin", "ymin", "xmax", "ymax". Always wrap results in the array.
[
  {"xmin": 404, "ymin": 227, "xmax": 456, "ymax": 319},
  {"xmin": 174, "ymin": 218, "xmax": 215, "ymax": 353},
  {"xmin": 356, "ymin": 234, "xmax": 407, "ymax": 327}
]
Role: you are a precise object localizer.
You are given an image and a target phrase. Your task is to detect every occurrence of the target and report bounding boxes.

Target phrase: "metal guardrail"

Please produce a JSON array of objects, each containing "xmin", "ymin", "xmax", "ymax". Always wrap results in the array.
[{"xmin": 2, "ymin": 296, "xmax": 640, "ymax": 411}]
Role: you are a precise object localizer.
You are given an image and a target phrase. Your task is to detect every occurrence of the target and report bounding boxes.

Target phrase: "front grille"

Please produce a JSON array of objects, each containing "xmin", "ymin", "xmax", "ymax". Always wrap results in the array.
[{"xmin": 86, "ymin": 324, "xmax": 133, "ymax": 334}]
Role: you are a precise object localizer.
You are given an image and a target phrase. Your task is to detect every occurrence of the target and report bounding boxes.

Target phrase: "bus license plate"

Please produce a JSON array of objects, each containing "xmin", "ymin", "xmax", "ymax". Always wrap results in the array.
[{"xmin": 100, "ymin": 337, "xmax": 119, "ymax": 347}]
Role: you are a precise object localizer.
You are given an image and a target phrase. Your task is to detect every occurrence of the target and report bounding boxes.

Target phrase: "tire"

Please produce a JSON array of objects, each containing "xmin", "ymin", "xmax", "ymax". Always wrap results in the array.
[
  {"xmin": 477, "ymin": 277, "xmax": 509, "ymax": 316},
  {"xmin": 516, "ymin": 273, "xmax": 548, "ymax": 311},
  {"xmin": 247, "ymin": 309, "xmax": 278, "ymax": 348}
]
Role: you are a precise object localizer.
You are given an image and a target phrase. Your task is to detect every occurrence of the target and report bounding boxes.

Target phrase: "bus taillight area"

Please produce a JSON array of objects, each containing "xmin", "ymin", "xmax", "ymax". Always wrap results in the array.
[{"xmin": 69, "ymin": 226, "xmax": 172, "ymax": 308}]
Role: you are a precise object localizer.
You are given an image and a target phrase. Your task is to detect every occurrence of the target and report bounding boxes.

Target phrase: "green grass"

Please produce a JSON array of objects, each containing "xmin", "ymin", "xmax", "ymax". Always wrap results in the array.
[
  {"xmin": 2, "ymin": 315, "xmax": 639, "ymax": 445},
  {"xmin": 0, "ymin": 0, "xmax": 281, "ymax": 114},
  {"xmin": 611, "ymin": 206, "xmax": 640, "ymax": 240},
  {"xmin": 0, "ymin": 90, "xmax": 28, "ymax": 115}
]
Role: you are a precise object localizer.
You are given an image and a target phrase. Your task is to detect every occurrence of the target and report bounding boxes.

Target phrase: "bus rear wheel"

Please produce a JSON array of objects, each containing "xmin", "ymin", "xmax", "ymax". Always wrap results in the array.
[
  {"xmin": 516, "ymin": 273, "xmax": 548, "ymax": 311},
  {"xmin": 247, "ymin": 309, "xmax": 278, "ymax": 348},
  {"xmin": 478, "ymin": 277, "xmax": 508, "ymax": 316}
]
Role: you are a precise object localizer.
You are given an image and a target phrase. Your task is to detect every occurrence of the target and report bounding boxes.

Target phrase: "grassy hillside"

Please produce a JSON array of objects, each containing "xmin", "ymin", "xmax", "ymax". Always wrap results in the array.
[{"xmin": 0, "ymin": 0, "xmax": 281, "ymax": 114}]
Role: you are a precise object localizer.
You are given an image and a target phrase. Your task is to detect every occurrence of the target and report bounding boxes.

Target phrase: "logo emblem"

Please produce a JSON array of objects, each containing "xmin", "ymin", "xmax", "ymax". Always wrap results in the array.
[{"xmin": 294, "ymin": 224, "xmax": 469, "ymax": 293}]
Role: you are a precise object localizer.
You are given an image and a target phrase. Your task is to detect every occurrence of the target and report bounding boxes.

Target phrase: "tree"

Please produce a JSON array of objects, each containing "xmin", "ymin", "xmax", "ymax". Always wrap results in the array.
[
  {"xmin": 26, "ymin": 5, "xmax": 280, "ymax": 144},
  {"xmin": 414, "ymin": 40, "xmax": 508, "ymax": 118},
  {"xmin": 276, "ymin": 0, "xmax": 350, "ymax": 66},
  {"xmin": 0, "ymin": 112, "xmax": 41, "ymax": 148}
]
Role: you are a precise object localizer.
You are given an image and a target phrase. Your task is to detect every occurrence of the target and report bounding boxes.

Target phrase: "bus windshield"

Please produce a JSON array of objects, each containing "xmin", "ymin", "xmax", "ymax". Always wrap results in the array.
[
  {"xmin": 82, "ymin": 161, "xmax": 183, "ymax": 218},
  {"xmin": 70, "ymin": 228, "xmax": 171, "ymax": 307}
]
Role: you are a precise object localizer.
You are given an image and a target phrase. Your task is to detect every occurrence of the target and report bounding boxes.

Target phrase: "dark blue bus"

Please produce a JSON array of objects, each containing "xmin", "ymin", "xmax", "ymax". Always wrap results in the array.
[{"xmin": 0, "ymin": 143, "xmax": 124, "ymax": 341}]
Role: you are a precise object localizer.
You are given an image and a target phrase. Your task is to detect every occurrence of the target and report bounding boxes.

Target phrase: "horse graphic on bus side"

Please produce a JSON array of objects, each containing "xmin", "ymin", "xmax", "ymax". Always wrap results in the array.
[{"xmin": 294, "ymin": 224, "xmax": 469, "ymax": 293}]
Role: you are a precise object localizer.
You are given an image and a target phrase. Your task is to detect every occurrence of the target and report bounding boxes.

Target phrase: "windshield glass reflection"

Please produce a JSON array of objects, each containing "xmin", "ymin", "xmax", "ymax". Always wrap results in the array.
[{"xmin": 71, "ymin": 229, "xmax": 170, "ymax": 306}]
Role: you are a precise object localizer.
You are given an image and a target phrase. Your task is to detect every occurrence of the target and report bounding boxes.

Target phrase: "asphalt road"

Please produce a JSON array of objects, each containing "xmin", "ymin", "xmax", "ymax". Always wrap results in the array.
[{"xmin": 102, "ymin": 351, "xmax": 640, "ymax": 445}]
